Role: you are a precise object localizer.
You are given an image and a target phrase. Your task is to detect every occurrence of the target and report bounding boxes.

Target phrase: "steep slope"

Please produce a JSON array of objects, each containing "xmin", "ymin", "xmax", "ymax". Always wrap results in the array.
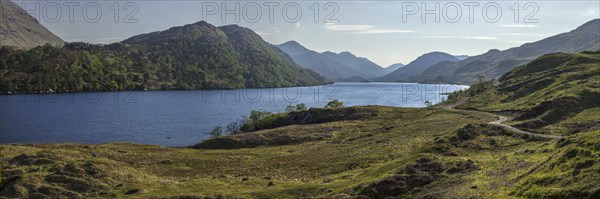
[
  {"xmin": 384, "ymin": 63, "xmax": 404, "ymax": 74},
  {"xmin": 411, "ymin": 19, "xmax": 600, "ymax": 84},
  {"xmin": 454, "ymin": 51, "xmax": 600, "ymax": 135},
  {"xmin": 275, "ymin": 41, "xmax": 363, "ymax": 81},
  {"xmin": 0, "ymin": 21, "xmax": 328, "ymax": 92},
  {"xmin": 377, "ymin": 51, "xmax": 459, "ymax": 81},
  {"xmin": 322, "ymin": 51, "xmax": 387, "ymax": 79},
  {"xmin": 0, "ymin": 0, "xmax": 64, "ymax": 49}
]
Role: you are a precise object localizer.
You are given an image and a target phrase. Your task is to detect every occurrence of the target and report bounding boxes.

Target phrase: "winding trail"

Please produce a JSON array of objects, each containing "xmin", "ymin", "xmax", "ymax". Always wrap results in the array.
[{"xmin": 441, "ymin": 98, "xmax": 563, "ymax": 140}]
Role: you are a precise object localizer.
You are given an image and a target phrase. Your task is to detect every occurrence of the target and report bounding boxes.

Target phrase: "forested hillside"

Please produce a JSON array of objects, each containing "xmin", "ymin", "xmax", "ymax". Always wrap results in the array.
[{"xmin": 0, "ymin": 22, "xmax": 328, "ymax": 93}]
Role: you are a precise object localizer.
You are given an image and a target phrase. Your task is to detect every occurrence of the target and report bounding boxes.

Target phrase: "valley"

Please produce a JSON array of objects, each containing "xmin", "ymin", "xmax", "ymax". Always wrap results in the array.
[
  {"xmin": 1, "ymin": 52, "xmax": 598, "ymax": 198},
  {"xmin": 0, "ymin": 1, "xmax": 599, "ymax": 198}
]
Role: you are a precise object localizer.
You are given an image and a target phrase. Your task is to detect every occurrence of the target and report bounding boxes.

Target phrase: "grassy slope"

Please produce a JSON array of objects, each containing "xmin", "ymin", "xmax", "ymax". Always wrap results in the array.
[
  {"xmin": 1, "ymin": 107, "xmax": 496, "ymax": 198},
  {"xmin": 455, "ymin": 52, "xmax": 600, "ymax": 135},
  {"xmin": 1, "ymin": 108, "xmax": 598, "ymax": 198}
]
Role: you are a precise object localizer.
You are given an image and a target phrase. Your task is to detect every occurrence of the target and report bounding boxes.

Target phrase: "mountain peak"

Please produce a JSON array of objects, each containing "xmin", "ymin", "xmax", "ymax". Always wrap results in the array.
[
  {"xmin": 422, "ymin": 51, "xmax": 452, "ymax": 57},
  {"xmin": 276, "ymin": 40, "xmax": 311, "ymax": 55},
  {"xmin": 281, "ymin": 40, "xmax": 301, "ymax": 46},
  {"xmin": 416, "ymin": 51, "xmax": 457, "ymax": 62},
  {"xmin": 278, "ymin": 41, "xmax": 307, "ymax": 50},
  {"xmin": 339, "ymin": 51, "xmax": 355, "ymax": 56},
  {"xmin": 0, "ymin": 0, "xmax": 64, "ymax": 49}
]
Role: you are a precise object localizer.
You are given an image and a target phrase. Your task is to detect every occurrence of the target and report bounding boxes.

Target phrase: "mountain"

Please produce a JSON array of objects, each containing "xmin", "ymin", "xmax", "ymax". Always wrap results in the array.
[
  {"xmin": 410, "ymin": 19, "xmax": 600, "ymax": 84},
  {"xmin": 276, "ymin": 41, "xmax": 364, "ymax": 81},
  {"xmin": 384, "ymin": 63, "xmax": 404, "ymax": 74},
  {"xmin": 322, "ymin": 51, "xmax": 387, "ymax": 79},
  {"xmin": 454, "ymin": 55, "xmax": 469, "ymax": 60},
  {"xmin": 377, "ymin": 52, "xmax": 459, "ymax": 81},
  {"xmin": 0, "ymin": 0, "xmax": 64, "ymax": 49},
  {"xmin": 276, "ymin": 41, "xmax": 386, "ymax": 80},
  {"xmin": 0, "ymin": 21, "xmax": 328, "ymax": 93}
]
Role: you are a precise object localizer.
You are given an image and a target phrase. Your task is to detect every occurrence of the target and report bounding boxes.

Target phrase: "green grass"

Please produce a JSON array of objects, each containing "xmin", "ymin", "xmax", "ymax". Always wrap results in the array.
[
  {"xmin": 456, "ymin": 52, "xmax": 600, "ymax": 135},
  {"xmin": 1, "ymin": 105, "xmax": 598, "ymax": 198},
  {"xmin": 0, "ymin": 106, "xmax": 497, "ymax": 198}
]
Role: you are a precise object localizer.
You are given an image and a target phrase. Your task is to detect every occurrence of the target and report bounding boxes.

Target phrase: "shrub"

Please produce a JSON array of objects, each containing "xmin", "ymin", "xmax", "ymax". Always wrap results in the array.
[
  {"xmin": 285, "ymin": 103, "xmax": 308, "ymax": 112},
  {"xmin": 325, "ymin": 100, "xmax": 344, "ymax": 109},
  {"xmin": 295, "ymin": 103, "xmax": 307, "ymax": 111},
  {"xmin": 285, "ymin": 105, "xmax": 295, "ymax": 112},
  {"xmin": 424, "ymin": 100, "xmax": 433, "ymax": 107},
  {"xmin": 210, "ymin": 126, "xmax": 223, "ymax": 138},
  {"xmin": 226, "ymin": 119, "xmax": 244, "ymax": 135}
]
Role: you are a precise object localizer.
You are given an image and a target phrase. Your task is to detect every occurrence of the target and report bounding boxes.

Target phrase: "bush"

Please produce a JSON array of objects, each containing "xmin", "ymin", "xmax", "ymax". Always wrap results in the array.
[
  {"xmin": 295, "ymin": 103, "xmax": 307, "ymax": 111},
  {"xmin": 285, "ymin": 103, "xmax": 308, "ymax": 112},
  {"xmin": 325, "ymin": 100, "xmax": 344, "ymax": 109},
  {"xmin": 285, "ymin": 105, "xmax": 295, "ymax": 112},
  {"xmin": 226, "ymin": 119, "xmax": 245, "ymax": 135},
  {"xmin": 210, "ymin": 126, "xmax": 223, "ymax": 138}
]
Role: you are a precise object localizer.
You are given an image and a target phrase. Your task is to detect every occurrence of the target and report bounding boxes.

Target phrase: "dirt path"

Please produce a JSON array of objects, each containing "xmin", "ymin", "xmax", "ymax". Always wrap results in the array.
[{"xmin": 441, "ymin": 98, "xmax": 563, "ymax": 140}]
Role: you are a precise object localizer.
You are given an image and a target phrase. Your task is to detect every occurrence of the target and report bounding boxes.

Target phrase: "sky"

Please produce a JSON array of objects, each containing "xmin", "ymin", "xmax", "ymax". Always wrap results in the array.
[{"xmin": 10, "ymin": 0, "xmax": 600, "ymax": 67}]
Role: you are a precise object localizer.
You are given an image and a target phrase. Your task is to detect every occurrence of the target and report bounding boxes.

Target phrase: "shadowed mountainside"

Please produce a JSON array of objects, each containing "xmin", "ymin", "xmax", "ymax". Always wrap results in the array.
[
  {"xmin": 276, "ymin": 41, "xmax": 386, "ymax": 81},
  {"xmin": 377, "ymin": 51, "xmax": 459, "ymax": 82}
]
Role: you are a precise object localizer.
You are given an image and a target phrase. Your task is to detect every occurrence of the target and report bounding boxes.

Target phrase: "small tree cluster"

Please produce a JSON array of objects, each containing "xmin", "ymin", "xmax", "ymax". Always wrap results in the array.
[
  {"xmin": 324, "ymin": 100, "xmax": 344, "ymax": 109},
  {"xmin": 285, "ymin": 103, "xmax": 308, "ymax": 112}
]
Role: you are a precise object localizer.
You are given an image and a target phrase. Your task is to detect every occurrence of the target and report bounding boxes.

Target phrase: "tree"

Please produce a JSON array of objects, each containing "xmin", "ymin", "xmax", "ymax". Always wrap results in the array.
[
  {"xmin": 249, "ymin": 110, "xmax": 271, "ymax": 123},
  {"xmin": 210, "ymin": 126, "xmax": 223, "ymax": 138},
  {"xmin": 325, "ymin": 100, "xmax": 344, "ymax": 109},
  {"xmin": 424, "ymin": 100, "xmax": 433, "ymax": 107},
  {"xmin": 286, "ymin": 103, "xmax": 307, "ymax": 112},
  {"xmin": 295, "ymin": 103, "xmax": 307, "ymax": 111},
  {"xmin": 285, "ymin": 105, "xmax": 296, "ymax": 112},
  {"xmin": 226, "ymin": 120, "xmax": 243, "ymax": 134}
]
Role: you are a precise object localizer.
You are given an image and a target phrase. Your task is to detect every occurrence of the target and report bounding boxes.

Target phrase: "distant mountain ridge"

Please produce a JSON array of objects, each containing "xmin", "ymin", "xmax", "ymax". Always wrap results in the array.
[
  {"xmin": 322, "ymin": 51, "xmax": 387, "ymax": 79},
  {"xmin": 409, "ymin": 19, "xmax": 600, "ymax": 84},
  {"xmin": 377, "ymin": 51, "xmax": 459, "ymax": 82},
  {"xmin": 385, "ymin": 63, "xmax": 404, "ymax": 74},
  {"xmin": 0, "ymin": 0, "xmax": 64, "ymax": 49},
  {"xmin": 276, "ymin": 41, "xmax": 386, "ymax": 81},
  {"xmin": 276, "ymin": 41, "xmax": 364, "ymax": 81},
  {"xmin": 454, "ymin": 55, "xmax": 469, "ymax": 60}
]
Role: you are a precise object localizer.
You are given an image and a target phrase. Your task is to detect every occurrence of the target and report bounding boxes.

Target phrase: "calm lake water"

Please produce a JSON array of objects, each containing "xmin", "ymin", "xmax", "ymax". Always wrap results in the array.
[{"xmin": 0, "ymin": 82, "xmax": 467, "ymax": 146}]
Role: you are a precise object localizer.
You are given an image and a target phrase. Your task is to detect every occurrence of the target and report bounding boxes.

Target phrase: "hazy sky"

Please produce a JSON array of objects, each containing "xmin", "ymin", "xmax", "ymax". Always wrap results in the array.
[{"xmin": 11, "ymin": 0, "xmax": 600, "ymax": 66}]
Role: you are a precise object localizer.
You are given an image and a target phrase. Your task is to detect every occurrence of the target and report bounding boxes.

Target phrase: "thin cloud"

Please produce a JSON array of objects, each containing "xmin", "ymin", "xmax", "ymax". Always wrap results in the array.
[
  {"xmin": 324, "ymin": 23, "xmax": 415, "ymax": 34},
  {"xmin": 508, "ymin": 40, "xmax": 535, "ymax": 43},
  {"xmin": 357, "ymin": 29, "xmax": 415, "ymax": 34},
  {"xmin": 64, "ymin": 37, "xmax": 125, "ymax": 44},
  {"xmin": 424, "ymin": 35, "xmax": 498, "ymax": 40},
  {"xmin": 498, "ymin": 33, "xmax": 545, "ymax": 37},
  {"xmin": 499, "ymin": 24, "xmax": 538, "ymax": 28},
  {"xmin": 255, "ymin": 30, "xmax": 280, "ymax": 36}
]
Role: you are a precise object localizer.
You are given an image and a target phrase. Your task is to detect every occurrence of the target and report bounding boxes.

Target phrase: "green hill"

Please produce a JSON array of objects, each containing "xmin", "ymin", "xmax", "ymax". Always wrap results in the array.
[
  {"xmin": 0, "ymin": 21, "xmax": 328, "ymax": 93},
  {"xmin": 454, "ymin": 51, "xmax": 600, "ymax": 135}
]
